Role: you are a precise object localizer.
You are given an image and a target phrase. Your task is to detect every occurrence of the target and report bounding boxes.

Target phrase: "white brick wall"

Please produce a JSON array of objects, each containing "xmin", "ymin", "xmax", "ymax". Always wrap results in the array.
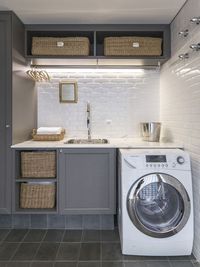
[
  {"xmin": 37, "ymin": 70, "xmax": 160, "ymax": 138},
  {"xmin": 161, "ymin": 1, "xmax": 200, "ymax": 259}
]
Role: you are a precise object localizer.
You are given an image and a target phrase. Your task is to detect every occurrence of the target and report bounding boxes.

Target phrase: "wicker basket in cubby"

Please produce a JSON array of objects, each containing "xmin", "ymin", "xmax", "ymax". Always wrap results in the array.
[
  {"xmin": 21, "ymin": 151, "xmax": 56, "ymax": 178},
  {"xmin": 20, "ymin": 183, "xmax": 56, "ymax": 209},
  {"xmin": 32, "ymin": 37, "xmax": 90, "ymax": 56},
  {"xmin": 104, "ymin": 36, "xmax": 162, "ymax": 56}
]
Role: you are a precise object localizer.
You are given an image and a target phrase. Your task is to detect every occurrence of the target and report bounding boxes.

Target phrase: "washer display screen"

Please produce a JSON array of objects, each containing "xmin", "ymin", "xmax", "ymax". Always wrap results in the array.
[{"xmin": 146, "ymin": 155, "xmax": 167, "ymax": 162}]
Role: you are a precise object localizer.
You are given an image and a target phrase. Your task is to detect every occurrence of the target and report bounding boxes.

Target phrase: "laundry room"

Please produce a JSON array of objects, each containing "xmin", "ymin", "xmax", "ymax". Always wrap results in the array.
[{"xmin": 0, "ymin": 0, "xmax": 200, "ymax": 266}]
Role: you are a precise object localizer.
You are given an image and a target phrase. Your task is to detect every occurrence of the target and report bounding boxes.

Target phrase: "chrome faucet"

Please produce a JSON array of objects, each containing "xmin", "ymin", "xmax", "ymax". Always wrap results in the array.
[{"xmin": 87, "ymin": 102, "xmax": 91, "ymax": 141}]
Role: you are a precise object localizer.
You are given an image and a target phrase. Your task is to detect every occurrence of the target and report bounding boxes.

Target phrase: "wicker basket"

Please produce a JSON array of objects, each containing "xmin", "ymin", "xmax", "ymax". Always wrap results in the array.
[
  {"xmin": 32, "ymin": 129, "xmax": 65, "ymax": 141},
  {"xmin": 32, "ymin": 37, "xmax": 90, "ymax": 56},
  {"xmin": 21, "ymin": 151, "xmax": 56, "ymax": 178},
  {"xmin": 104, "ymin": 36, "xmax": 162, "ymax": 56},
  {"xmin": 20, "ymin": 183, "xmax": 55, "ymax": 209}
]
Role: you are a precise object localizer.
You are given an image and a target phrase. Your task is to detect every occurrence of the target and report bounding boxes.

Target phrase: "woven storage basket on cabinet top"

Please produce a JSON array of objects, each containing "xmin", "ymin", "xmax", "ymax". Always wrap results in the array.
[
  {"xmin": 32, "ymin": 37, "xmax": 90, "ymax": 56},
  {"xmin": 21, "ymin": 151, "xmax": 56, "ymax": 178},
  {"xmin": 20, "ymin": 183, "xmax": 55, "ymax": 209},
  {"xmin": 32, "ymin": 129, "xmax": 65, "ymax": 141},
  {"xmin": 104, "ymin": 36, "xmax": 162, "ymax": 56}
]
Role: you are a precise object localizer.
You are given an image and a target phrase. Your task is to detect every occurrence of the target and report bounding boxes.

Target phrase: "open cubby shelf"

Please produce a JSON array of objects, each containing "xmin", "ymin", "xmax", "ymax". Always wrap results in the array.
[
  {"xmin": 13, "ymin": 149, "xmax": 58, "ymax": 214},
  {"xmin": 25, "ymin": 24, "xmax": 171, "ymax": 64}
]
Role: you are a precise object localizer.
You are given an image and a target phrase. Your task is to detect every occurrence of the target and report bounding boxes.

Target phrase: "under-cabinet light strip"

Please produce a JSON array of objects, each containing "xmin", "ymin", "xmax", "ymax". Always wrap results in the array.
[{"xmin": 30, "ymin": 66, "xmax": 160, "ymax": 71}]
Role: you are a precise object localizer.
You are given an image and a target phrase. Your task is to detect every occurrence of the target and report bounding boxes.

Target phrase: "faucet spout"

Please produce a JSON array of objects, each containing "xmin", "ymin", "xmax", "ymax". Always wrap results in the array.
[{"xmin": 87, "ymin": 102, "xmax": 91, "ymax": 141}]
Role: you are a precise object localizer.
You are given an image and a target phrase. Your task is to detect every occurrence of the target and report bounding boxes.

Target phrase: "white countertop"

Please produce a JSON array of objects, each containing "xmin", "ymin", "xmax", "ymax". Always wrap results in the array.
[{"xmin": 11, "ymin": 138, "xmax": 183, "ymax": 149}]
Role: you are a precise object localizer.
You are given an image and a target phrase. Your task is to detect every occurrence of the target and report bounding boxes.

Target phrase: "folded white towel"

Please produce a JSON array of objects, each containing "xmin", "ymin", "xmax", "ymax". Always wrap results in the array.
[{"xmin": 37, "ymin": 127, "xmax": 62, "ymax": 135}]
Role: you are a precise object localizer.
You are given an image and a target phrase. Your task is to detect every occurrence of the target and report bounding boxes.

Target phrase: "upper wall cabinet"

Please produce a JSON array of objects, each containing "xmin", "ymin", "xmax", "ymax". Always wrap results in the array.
[{"xmin": 25, "ymin": 24, "xmax": 171, "ymax": 66}]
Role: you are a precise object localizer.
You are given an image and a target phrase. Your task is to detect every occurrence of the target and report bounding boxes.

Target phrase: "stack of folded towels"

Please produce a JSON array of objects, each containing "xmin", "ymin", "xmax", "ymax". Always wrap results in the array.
[{"xmin": 36, "ymin": 127, "xmax": 62, "ymax": 135}]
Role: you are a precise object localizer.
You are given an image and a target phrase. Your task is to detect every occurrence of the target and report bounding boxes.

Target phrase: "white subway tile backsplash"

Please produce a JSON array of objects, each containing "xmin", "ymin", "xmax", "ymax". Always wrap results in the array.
[{"xmin": 37, "ymin": 70, "xmax": 160, "ymax": 138}]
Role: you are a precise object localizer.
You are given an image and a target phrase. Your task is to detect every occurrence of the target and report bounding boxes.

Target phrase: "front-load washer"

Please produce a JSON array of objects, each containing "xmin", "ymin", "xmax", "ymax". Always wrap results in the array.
[{"xmin": 118, "ymin": 149, "xmax": 193, "ymax": 256}]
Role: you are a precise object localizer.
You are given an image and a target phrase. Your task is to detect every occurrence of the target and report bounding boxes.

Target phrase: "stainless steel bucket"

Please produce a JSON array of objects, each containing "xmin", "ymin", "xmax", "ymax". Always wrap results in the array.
[{"xmin": 140, "ymin": 122, "xmax": 161, "ymax": 142}]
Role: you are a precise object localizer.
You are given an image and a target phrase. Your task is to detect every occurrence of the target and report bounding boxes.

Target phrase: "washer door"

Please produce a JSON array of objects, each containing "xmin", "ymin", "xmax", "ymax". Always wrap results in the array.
[{"xmin": 127, "ymin": 173, "xmax": 191, "ymax": 238}]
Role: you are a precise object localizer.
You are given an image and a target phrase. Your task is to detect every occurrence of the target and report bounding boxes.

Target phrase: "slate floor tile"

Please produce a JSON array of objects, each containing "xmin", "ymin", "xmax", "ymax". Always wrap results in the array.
[
  {"xmin": 12, "ymin": 242, "xmax": 40, "ymax": 261},
  {"xmin": 101, "ymin": 229, "xmax": 119, "ymax": 242},
  {"xmin": 168, "ymin": 255, "xmax": 194, "ymax": 261},
  {"xmin": 34, "ymin": 242, "xmax": 60, "ymax": 261},
  {"xmin": 146, "ymin": 261, "xmax": 171, "ymax": 267},
  {"xmin": 43, "ymin": 230, "xmax": 64, "ymax": 242},
  {"xmin": 7, "ymin": 262, "xmax": 31, "ymax": 267},
  {"xmin": 4, "ymin": 230, "xmax": 28, "ymax": 242},
  {"xmin": 23, "ymin": 230, "xmax": 47, "ymax": 242},
  {"xmin": 0, "ymin": 229, "xmax": 10, "ymax": 242},
  {"xmin": 123, "ymin": 255, "xmax": 169, "ymax": 261},
  {"xmin": 0, "ymin": 242, "xmax": 19, "ymax": 260},
  {"xmin": 54, "ymin": 262, "xmax": 77, "ymax": 267},
  {"xmin": 79, "ymin": 243, "xmax": 100, "ymax": 261},
  {"xmin": 124, "ymin": 261, "xmax": 147, "ymax": 267},
  {"xmin": 170, "ymin": 261, "xmax": 194, "ymax": 267},
  {"xmin": 82, "ymin": 230, "xmax": 101, "ymax": 242},
  {"xmin": 78, "ymin": 262, "xmax": 101, "ymax": 267},
  {"xmin": 102, "ymin": 262, "xmax": 123, "ymax": 267},
  {"xmin": 102, "ymin": 243, "xmax": 122, "ymax": 261},
  {"xmin": 56, "ymin": 243, "xmax": 80, "ymax": 261},
  {"xmin": 124, "ymin": 262, "xmax": 147, "ymax": 267},
  {"xmin": 63, "ymin": 230, "xmax": 82, "ymax": 242},
  {"xmin": 31, "ymin": 262, "xmax": 54, "ymax": 267}
]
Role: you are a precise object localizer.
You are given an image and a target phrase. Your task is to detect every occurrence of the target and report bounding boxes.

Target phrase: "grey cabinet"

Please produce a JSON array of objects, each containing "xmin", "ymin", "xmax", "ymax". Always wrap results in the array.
[
  {"xmin": 0, "ymin": 11, "xmax": 36, "ymax": 214},
  {"xmin": 59, "ymin": 148, "xmax": 116, "ymax": 214},
  {"xmin": 0, "ymin": 13, "xmax": 12, "ymax": 213}
]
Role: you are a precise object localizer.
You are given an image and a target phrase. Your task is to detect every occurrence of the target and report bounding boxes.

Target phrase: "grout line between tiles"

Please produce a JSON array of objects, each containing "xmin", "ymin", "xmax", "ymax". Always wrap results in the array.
[
  {"xmin": 53, "ymin": 229, "xmax": 66, "ymax": 264},
  {"xmin": 77, "ymin": 230, "xmax": 83, "ymax": 267}
]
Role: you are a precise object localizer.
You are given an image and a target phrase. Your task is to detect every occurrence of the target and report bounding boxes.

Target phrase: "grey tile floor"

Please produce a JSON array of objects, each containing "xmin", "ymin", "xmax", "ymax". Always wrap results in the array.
[{"xmin": 0, "ymin": 229, "xmax": 198, "ymax": 267}]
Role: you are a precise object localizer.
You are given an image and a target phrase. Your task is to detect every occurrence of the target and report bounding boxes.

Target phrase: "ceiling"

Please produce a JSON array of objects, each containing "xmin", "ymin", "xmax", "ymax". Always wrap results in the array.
[{"xmin": 0, "ymin": 0, "xmax": 187, "ymax": 24}]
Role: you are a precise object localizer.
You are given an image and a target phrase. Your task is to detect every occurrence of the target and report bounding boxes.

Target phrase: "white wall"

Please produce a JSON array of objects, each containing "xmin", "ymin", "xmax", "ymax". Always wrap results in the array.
[
  {"xmin": 37, "ymin": 70, "xmax": 160, "ymax": 138},
  {"xmin": 161, "ymin": 0, "xmax": 200, "ymax": 260}
]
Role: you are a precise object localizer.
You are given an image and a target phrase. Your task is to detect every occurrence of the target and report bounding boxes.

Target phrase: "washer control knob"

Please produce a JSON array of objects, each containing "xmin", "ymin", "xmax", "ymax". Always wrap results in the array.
[{"xmin": 177, "ymin": 156, "xmax": 185, "ymax": 164}]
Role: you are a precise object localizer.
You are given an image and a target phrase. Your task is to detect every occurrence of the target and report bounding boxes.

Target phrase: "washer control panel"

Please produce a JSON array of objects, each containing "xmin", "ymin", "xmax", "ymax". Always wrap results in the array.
[
  {"xmin": 120, "ymin": 149, "xmax": 191, "ymax": 171},
  {"xmin": 144, "ymin": 154, "xmax": 187, "ymax": 170}
]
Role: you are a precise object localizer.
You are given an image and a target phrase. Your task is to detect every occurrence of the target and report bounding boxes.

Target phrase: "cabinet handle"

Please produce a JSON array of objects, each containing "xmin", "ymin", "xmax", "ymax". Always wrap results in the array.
[
  {"xmin": 190, "ymin": 43, "xmax": 200, "ymax": 51},
  {"xmin": 190, "ymin": 17, "xmax": 200, "ymax": 25},
  {"xmin": 179, "ymin": 53, "xmax": 189, "ymax": 59},
  {"xmin": 178, "ymin": 29, "xmax": 189, "ymax": 37},
  {"xmin": 59, "ymin": 149, "xmax": 63, "ymax": 153},
  {"xmin": 6, "ymin": 124, "xmax": 10, "ymax": 128}
]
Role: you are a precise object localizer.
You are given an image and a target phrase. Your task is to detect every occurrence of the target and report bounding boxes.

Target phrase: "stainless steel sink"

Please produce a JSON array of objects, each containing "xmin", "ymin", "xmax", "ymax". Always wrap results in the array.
[{"xmin": 64, "ymin": 138, "xmax": 109, "ymax": 144}]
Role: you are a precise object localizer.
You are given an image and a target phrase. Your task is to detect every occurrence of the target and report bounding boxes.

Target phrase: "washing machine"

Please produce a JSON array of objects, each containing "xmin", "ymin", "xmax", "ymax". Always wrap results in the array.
[{"xmin": 118, "ymin": 149, "xmax": 193, "ymax": 256}]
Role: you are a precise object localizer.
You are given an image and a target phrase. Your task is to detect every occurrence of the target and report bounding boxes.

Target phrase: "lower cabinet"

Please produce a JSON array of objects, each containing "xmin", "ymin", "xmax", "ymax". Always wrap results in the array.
[{"xmin": 59, "ymin": 148, "xmax": 116, "ymax": 214}]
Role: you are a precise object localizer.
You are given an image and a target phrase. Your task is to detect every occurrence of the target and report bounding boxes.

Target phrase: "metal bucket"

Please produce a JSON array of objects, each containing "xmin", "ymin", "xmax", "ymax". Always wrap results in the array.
[{"xmin": 140, "ymin": 122, "xmax": 161, "ymax": 142}]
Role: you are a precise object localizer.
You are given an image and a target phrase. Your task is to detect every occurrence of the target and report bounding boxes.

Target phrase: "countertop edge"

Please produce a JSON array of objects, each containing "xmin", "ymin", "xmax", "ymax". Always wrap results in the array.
[{"xmin": 11, "ymin": 139, "xmax": 184, "ymax": 149}]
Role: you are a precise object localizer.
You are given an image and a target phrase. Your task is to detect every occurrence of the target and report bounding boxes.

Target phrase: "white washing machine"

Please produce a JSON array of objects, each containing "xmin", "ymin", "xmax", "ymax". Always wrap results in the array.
[{"xmin": 118, "ymin": 149, "xmax": 194, "ymax": 256}]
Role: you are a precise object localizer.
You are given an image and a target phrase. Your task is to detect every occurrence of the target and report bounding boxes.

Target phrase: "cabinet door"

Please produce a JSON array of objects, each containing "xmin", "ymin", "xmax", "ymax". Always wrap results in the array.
[
  {"xmin": 0, "ymin": 13, "xmax": 12, "ymax": 213},
  {"xmin": 59, "ymin": 149, "xmax": 116, "ymax": 214}
]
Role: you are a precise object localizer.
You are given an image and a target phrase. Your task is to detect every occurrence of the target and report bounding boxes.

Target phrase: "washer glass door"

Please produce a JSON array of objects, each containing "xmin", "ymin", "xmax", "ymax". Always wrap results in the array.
[{"xmin": 127, "ymin": 173, "xmax": 190, "ymax": 238}]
